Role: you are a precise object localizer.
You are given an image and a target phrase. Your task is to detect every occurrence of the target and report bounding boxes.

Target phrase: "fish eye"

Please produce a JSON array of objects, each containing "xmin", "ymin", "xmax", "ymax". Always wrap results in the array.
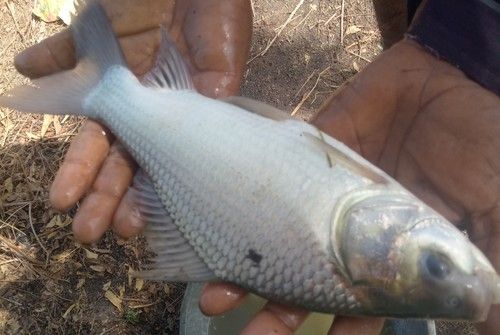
[{"xmin": 424, "ymin": 253, "xmax": 451, "ymax": 279}]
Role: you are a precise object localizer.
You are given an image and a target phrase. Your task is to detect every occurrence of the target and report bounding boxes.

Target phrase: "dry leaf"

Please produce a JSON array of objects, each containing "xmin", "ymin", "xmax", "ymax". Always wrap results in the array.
[
  {"xmin": 26, "ymin": 132, "xmax": 39, "ymax": 140},
  {"xmin": 3, "ymin": 177, "xmax": 13, "ymax": 194},
  {"xmin": 90, "ymin": 265, "xmax": 105, "ymax": 272},
  {"xmin": 135, "ymin": 278, "xmax": 144, "ymax": 292},
  {"xmin": 41, "ymin": 114, "xmax": 53, "ymax": 137},
  {"xmin": 353, "ymin": 61, "xmax": 360, "ymax": 72},
  {"xmin": 62, "ymin": 303, "xmax": 76, "ymax": 319},
  {"xmin": 127, "ymin": 267, "xmax": 134, "ymax": 287},
  {"xmin": 76, "ymin": 278, "xmax": 85, "ymax": 289},
  {"xmin": 119, "ymin": 286, "xmax": 125, "ymax": 298},
  {"xmin": 105, "ymin": 290, "xmax": 122, "ymax": 311},
  {"xmin": 53, "ymin": 116, "xmax": 62, "ymax": 135},
  {"xmin": 52, "ymin": 250, "xmax": 75, "ymax": 261},
  {"xmin": 345, "ymin": 25, "xmax": 361, "ymax": 36},
  {"xmin": 58, "ymin": 0, "xmax": 77, "ymax": 24},
  {"xmin": 85, "ymin": 249, "xmax": 98, "ymax": 260},
  {"xmin": 102, "ymin": 281, "xmax": 111, "ymax": 291},
  {"xmin": 46, "ymin": 215, "xmax": 61, "ymax": 228},
  {"xmin": 163, "ymin": 284, "xmax": 170, "ymax": 296},
  {"xmin": 33, "ymin": 0, "xmax": 65, "ymax": 22},
  {"xmin": 60, "ymin": 216, "xmax": 72, "ymax": 227}
]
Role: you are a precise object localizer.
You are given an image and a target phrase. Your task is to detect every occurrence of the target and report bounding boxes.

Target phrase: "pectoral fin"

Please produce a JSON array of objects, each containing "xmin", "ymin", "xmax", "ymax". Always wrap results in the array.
[
  {"xmin": 222, "ymin": 96, "xmax": 294, "ymax": 121},
  {"xmin": 131, "ymin": 170, "xmax": 215, "ymax": 282},
  {"xmin": 303, "ymin": 131, "xmax": 389, "ymax": 184},
  {"xmin": 141, "ymin": 28, "xmax": 195, "ymax": 91}
]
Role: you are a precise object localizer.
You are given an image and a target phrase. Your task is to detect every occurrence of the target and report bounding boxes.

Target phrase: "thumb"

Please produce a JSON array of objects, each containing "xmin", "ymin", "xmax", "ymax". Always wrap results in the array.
[
  {"xmin": 15, "ymin": 0, "xmax": 174, "ymax": 78},
  {"xmin": 15, "ymin": 30, "xmax": 75, "ymax": 79}
]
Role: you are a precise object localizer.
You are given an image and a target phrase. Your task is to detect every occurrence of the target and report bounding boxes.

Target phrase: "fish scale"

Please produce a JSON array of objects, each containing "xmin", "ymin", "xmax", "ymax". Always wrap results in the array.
[
  {"xmin": 84, "ymin": 66, "xmax": 365, "ymax": 312},
  {"xmin": 2, "ymin": 2, "xmax": 499, "ymax": 322}
]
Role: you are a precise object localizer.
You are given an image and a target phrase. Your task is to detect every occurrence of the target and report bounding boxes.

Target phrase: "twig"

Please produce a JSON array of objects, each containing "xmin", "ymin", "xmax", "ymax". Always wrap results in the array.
[
  {"xmin": 0, "ymin": 295, "xmax": 22, "ymax": 306},
  {"xmin": 340, "ymin": 0, "xmax": 345, "ymax": 45},
  {"xmin": 248, "ymin": 0, "xmax": 305, "ymax": 63},
  {"xmin": 129, "ymin": 299, "xmax": 161, "ymax": 309},
  {"xmin": 28, "ymin": 203, "xmax": 49, "ymax": 264},
  {"xmin": 291, "ymin": 66, "xmax": 330, "ymax": 116},
  {"xmin": 294, "ymin": 70, "xmax": 317, "ymax": 99},
  {"xmin": 250, "ymin": 0, "xmax": 255, "ymax": 18},
  {"xmin": 0, "ymin": 259, "xmax": 19, "ymax": 266},
  {"xmin": 288, "ymin": 5, "xmax": 315, "ymax": 34},
  {"xmin": 324, "ymin": 12, "xmax": 339, "ymax": 26},
  {"xmin": 5, "ymin": 1, "xmax": 24, "ymax": 43},
  {"xmin": 345, "ymin": 49, "xmax": 371, "ymax": 63}
]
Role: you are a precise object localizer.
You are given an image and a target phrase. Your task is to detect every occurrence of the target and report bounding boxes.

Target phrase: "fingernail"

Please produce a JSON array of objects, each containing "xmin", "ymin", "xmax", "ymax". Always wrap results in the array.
[
  {"xmin": 14, "ymin": 49, "xmax": 34, "ymax": 76},
  {"xmin": 240, "ymin": 311, "xmax": 293, "ymax": 335},
  {"xmin": 72, "ymin": 211, "xmax": 108, "ymax": 244},
  {"xmin": 14, "ymin": 49, "xmax": 28, "ymax": 68},
  {"xmin": 199, "ymin": 283, "xmax": 246, "ymax": 316},
  {"xmin": 112, "ymin": 202, "xmax": 145, "ymax": 238}
]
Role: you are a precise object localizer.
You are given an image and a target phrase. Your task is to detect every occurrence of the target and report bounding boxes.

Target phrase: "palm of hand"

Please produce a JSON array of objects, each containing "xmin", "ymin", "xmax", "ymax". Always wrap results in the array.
[
  {"xmin": 314, "ymin": 39, "xmax": 500, "ymax": 334},
  {"xmin": 15, "ymin": 0, "xmax": 251, "ymax": 243}
]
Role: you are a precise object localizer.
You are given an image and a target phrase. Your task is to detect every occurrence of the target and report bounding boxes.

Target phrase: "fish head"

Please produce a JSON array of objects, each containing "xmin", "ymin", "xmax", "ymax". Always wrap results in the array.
[{"xmin": 333, "ymin": 186, "xmax": 500, "ymax": 320}]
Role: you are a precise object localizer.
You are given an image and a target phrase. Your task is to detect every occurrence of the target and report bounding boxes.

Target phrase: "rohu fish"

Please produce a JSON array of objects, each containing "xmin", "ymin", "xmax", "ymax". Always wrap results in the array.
[{"xmin": 1, "ymin": 1, "xmax": 499, "ymax": 322}]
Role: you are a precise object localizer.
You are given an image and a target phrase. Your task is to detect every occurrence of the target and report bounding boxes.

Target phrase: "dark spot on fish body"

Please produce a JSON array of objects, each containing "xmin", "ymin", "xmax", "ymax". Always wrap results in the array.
[{"xmin": 246, "ymin": 249, "xmax": 262, "ymax": 265}]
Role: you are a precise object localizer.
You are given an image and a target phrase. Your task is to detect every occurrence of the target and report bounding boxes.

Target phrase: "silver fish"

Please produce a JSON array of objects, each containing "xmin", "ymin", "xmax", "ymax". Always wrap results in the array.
[{"xmin": 1, "ymin": 2, "xmax": 499, "ymax": 322}]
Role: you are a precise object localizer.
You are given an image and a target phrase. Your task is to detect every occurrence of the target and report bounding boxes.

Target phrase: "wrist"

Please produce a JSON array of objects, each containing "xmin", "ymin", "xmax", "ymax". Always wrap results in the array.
[{"xmin": 406, "ymin": 0, "xmax": 500, "ymax": 95}]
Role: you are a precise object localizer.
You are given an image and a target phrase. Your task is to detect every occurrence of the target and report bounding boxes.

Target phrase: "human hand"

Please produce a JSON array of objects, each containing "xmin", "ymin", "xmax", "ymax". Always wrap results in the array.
[
  {"xmin": 199, "ymin": 39, "xmax": 500, "ymax": 334},
  {"xmin": 312, "ymin": 38, "xmax": 500, "ymax": 334},
  {"xmin": 14, "ymin": 0, "xmax": 252, "ymax": 243}
]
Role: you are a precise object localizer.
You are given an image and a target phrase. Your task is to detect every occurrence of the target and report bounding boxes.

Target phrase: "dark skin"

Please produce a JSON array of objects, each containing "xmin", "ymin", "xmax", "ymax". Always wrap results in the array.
[{"xmin": 14, "ymin": 0, "xmax": 500, "ymax": 334}]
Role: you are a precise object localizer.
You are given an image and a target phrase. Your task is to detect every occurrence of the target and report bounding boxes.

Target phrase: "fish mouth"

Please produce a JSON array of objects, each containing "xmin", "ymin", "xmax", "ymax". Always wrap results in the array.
[
  {"xmin": 464, "ymin": 270, "xmax": 500, "ymax": 321},
  {"xmin": 468, "ymin": 245, "xmax": 500, "ymax": 319}
]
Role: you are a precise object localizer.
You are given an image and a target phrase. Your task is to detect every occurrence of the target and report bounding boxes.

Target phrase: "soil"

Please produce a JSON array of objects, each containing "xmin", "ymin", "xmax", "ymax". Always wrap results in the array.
[{"xmin": 1, "ymin": 1, "xmax": 470, "ymax": 335}]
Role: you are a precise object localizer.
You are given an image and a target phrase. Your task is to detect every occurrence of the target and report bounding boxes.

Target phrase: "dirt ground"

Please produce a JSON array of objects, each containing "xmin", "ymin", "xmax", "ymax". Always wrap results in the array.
[{"xmin": 0, "ymin": 0, "xmax": 476, "ymax": 334}]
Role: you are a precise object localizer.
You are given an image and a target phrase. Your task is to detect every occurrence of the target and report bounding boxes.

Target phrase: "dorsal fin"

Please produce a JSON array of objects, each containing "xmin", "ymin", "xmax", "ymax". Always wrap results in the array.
[
  {"xmin": 141, "ymin": 28, "xmax": 195, "ymax": 90},
  {"xmin": 222, "ymin": 96, "xmax": 293, "ymax": 121},
  {"xmin": 303, "ymin": 131, "xmax": 389, "ymax": 184},
  {"xmin": 132, "ymin": 170, "xmax": 215, "ymax": 281}
]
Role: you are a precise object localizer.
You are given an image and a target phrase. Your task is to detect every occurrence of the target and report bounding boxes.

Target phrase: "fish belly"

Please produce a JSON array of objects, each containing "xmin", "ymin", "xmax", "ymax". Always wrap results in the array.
[{"xmin": 85, "ymin": 68, "xmax": 370, "ymax": 312}]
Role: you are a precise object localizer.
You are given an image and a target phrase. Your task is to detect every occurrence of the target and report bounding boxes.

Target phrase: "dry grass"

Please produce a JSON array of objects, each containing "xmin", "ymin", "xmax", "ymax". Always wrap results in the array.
[{"xmin": 0, "ymin": 1, "xmax": 184, "ymax": 334}]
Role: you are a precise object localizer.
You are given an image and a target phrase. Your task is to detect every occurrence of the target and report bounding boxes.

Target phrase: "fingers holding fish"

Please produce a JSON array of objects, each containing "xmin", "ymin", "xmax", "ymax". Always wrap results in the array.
[
  {"xmin": 15, "ymin": 25, "xmax": 161, "ymax": 79},
  {"xmin": 192, "ymin": 71, "xmax": 244, "ymax": 99},
  {"xmin": 3, "ymin": 1, "xmax": 500, "ymax": 331},
  {"xmin": 119, "ymin": 29, "xmax": 162, "ymax": 76},
  {"xmin": 240, "ymin": 302, "xmax": 308, "ymax": 335},
  {"xmin": 112, "ymin": 188, "xmax": 146, "ymax": 238},
  {"xmin": 100, "ymin": 0, "xmax": 174, "ymax": 37},
  {"xmin": 71, "ymin": 143, "xmax": 136, "ymax": 243},
  {"xmin": 199, "ymin": 282, "xmax": 247, "ymax": 316},
  {"xmin": 15, "ymin": 30, "xmax": 75, "ymax": 78},
  {"xmin": 327, "ymin": 316, "xmax": 384, "ymax": 335},
  {"xmin": 15, "ymin": 0, "xmax": 175, "ymax": 78},
  {"xmin": 180, "ymin": 0, "xmax": 252, "ymax": 98},
  {"xmin": 180, "ymin": 0, "xmax": 252, "ymax": 71},
  {"xmin": 49, "ymin": 121, "xmax": 113, "ymax": 211}
]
